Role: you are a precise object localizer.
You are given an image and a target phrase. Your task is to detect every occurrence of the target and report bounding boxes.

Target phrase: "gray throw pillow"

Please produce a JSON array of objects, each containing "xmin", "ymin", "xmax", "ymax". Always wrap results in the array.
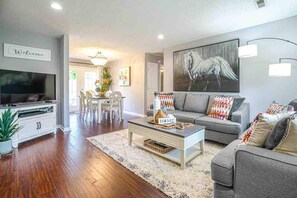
[
  {"xmin": 228, "ymin": 98, "xmax": 245, "ymax": 120},
  {"xmin": 174, "ymin": 92, "xmax": 186, "ymax": 111},
  {"xmin": 264, "ymin": 115, "xmax": 293, "ymax": 149}
]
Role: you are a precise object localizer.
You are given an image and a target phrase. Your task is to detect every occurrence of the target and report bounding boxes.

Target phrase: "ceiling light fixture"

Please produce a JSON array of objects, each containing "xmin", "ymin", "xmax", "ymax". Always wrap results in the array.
[
  {"xmin": 51, "ymin": 3, "xmax": 63, "ymax": 10},
  {"xmin": 90, "ymin": 52, "xmax": 108, "ymax": 66},
  {"xmin": 158, "ymin": 34, "xmax": 164, "ymax": 40}
]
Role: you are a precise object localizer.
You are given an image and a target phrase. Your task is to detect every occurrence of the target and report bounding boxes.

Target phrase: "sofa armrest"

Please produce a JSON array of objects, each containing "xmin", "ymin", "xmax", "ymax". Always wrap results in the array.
[
  {"xmin": 231, "ymin": 103, "xmax": 250, "ymax": 134},
  {"xmin": 234, "ymin": 145, "xmax": 297, "ymax": 197}
]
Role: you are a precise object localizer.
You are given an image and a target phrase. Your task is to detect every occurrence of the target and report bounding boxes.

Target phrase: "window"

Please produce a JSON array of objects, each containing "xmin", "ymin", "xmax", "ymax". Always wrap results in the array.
[
  {"xmin": 84, "ymin": 72, "xmax": 97, "ymax": 92},
  {"xmin": 69, "ymin": 70, "xmax": 78, "ymax": 107}
]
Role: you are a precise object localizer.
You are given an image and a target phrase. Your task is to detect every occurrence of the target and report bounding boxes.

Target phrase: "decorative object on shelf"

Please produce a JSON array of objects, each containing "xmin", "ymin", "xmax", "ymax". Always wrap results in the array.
[
  {"xmin": 238, "ymin": 37, "xmax": 297, "ymax": 77},
  {"xmin": 90, "ymin": 52, "xmax": 108, "ymax": 66},
  {"xmin": 119, "ymin": 66, "xmax": 131, "ymax": 86},
  {"xmin": 95, "ymin": 66, "xmax": 113, "ymax": 97},
  {"xmin": 173, "ymin": 39, "xmax": 239, "ymax": 92},
  {"xmin": 0, "ymin": 108, "xmax": 20, "ymax": 154},
  {"xmin": 153, "ymin": 95, "xmax": 161, "ymax": 119},
  {"xmin": 3, "ymin": 43, "xmax": 51, "ymax": 61}
]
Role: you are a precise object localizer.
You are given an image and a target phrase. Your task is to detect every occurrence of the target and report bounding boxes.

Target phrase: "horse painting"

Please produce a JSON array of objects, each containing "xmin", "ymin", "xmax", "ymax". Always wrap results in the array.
[
  {"xmin": 173, "ymin": 39, "xmax": 239, "ymax": 92},
  {"xmin": 184, "ymin": 51, "xmax": 238, "ymax": 91}
]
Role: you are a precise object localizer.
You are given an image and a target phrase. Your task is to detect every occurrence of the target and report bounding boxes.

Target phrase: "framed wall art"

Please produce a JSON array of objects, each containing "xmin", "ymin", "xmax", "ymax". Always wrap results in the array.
[
  {"xmin": 173, "ymin": 39, "xmax": 240, "ymax": 92},
  {"xmin": 119, "ymin": 66, "xmax": 131, "ymax": 86}
]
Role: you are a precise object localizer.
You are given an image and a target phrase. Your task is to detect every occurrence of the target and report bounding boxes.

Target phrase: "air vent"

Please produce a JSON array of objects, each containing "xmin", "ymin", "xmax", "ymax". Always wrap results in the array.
[{"xmin": 255, "ymin": 0, "xmax": 266, "ymax": 8}]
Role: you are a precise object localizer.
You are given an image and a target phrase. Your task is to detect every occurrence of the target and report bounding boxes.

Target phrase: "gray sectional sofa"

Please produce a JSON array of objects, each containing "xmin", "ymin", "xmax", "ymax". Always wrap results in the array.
[
  {"xmin": 211, "ymin": 139, "xmax": 297, "ymax": 198},
  {"xmin": 147, "ymin": 93, "xmax": 250, "ymax": 144}
]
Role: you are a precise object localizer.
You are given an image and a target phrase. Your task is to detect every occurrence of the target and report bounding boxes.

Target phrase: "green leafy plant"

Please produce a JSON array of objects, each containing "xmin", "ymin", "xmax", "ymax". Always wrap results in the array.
[
  {"xmin": 95, "ymin": 66, "xmax": 113, "ymax": 95},
  {"xmin": 0, "ymin": 108, "xmax": 20, "ymax": 142}
]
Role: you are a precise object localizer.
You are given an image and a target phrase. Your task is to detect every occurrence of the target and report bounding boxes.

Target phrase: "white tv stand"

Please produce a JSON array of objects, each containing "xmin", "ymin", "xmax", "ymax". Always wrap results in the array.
[{"xmin": 0, "ymin": 103, "xmax": 57, "ymax": 148}]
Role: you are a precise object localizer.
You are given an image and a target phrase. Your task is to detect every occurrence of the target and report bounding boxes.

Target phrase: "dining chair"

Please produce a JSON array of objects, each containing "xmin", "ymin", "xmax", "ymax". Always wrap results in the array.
[
  {"xmin": 101, "ymin": 91, "xmax": 122, "ymax": 123},
  {"xmin": 79, "ymin": 90, "xmax": 87, "ymax": 118},
  {"xmin": 85, "ymin": 90, "xmax": 99, "ymax": 120}
]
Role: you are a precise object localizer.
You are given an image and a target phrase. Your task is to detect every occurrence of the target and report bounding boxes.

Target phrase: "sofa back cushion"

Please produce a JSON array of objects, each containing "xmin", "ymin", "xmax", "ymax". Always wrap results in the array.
[
  {"xmin": 174, "ymin": 92, "xmax": 186, "ymax": 111},
  {"xmin": 183, "ymin": 94, "xmax": 209, "ymax": 113}
]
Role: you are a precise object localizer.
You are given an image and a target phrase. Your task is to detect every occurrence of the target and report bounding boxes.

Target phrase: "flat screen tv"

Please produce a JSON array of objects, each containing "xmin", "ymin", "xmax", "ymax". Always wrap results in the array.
[{"xmin": 0, "ymin": 69, "xmax": 56, "ymax": 105}]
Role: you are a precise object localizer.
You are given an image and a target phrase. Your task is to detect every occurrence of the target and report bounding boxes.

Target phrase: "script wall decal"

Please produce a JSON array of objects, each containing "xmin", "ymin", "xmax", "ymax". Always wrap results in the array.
[{"xmin": 3, "ymin": 43, "xmax": 51, "ymax": 61}]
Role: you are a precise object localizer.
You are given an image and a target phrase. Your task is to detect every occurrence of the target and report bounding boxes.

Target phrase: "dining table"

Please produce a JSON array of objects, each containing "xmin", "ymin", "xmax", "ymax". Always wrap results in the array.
[{"xmin": 91, "ymin": 95, "xmax": 125, "ymax": 123}]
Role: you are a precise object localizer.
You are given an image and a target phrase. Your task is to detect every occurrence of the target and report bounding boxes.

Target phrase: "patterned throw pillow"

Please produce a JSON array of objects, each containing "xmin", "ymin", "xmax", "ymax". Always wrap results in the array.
[
  {"xmin": 208, "ymin": 96, "xmax": 234, "ymax": 120},
  {"xmin": 157, "ymin": 94, "xmax": 175, "ymax": 110},
  {"xmin": 241, "ymin": 113, "xmax": 262, "ymax": 143},
  {"xmin": 245, "ymin": 112, "xmax": 296, "ymax": 147},
  {"xmin": 266, "ymin": 101, "xmax": 285, "ymax": 114}
]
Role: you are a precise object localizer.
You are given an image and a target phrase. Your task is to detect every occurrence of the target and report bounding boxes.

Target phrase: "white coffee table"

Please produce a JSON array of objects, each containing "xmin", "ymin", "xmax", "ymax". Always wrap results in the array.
[{"xmin": 128, "ymin": 117, "xmax": 205, "ymax": 169}]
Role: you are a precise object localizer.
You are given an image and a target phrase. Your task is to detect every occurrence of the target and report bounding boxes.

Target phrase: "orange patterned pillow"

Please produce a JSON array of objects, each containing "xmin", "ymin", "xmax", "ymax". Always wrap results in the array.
[
  {"xmin": 208, "ymin": 96, "xmax": 234, "ymax": 120},
  {"xmin": 158, "ymin": 94, "xmax": 175, "ymax": 110}
]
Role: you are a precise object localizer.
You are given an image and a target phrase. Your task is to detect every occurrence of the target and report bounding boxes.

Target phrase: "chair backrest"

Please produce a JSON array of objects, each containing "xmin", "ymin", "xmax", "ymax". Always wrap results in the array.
[
  {"xmin": 86, "ymin": 90, "xmax": 94, "ymax": 106},
  {"xmin": 109, "ymin": 91, "xmax": 122, "ymax": 106},
  {"xmin": 80, "ymin": 90, "xmax": 86, "ymax": 107}
]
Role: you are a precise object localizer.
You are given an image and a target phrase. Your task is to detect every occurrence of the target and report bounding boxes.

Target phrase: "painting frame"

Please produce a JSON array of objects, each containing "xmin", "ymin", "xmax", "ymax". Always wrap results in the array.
[
  {"xmin": 173, "ymin": 38, "xmax": 240, "ymax": 93},
  {"xmin": 119, "ymin": 66, "xmax": 131, "ymax": 87}
]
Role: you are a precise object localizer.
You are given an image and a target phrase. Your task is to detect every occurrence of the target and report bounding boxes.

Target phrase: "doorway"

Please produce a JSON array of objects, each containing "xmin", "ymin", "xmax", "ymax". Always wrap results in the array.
[
  {"xmin": 145, "ymin": 52, "xmax": 164, "ymax": 111},
  {"xmin": 69, "ymin": 62, "xmax": 100, "ymax": 113}
]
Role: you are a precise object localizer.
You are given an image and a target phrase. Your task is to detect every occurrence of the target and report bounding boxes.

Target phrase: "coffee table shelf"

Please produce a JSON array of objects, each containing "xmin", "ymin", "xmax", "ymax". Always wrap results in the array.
[
  {"xmin": 128, "ymin": 117, "xmax": 205, "ymax": 169},
  {"xmin": 133, "ymin": 137, "xmax": 203, "ymax": 165}
]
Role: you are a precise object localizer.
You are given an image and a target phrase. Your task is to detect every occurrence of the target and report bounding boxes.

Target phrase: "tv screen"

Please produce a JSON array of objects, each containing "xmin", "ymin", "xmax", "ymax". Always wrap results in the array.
[{"xmin": 0, "ymin": 69, "xmax": 56, "ymax": 105}]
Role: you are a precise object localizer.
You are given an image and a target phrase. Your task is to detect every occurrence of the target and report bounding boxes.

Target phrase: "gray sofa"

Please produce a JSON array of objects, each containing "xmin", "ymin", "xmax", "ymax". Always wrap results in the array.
[
  {"xmin": 147, "ymin": 93, "xmax": 250, "ymax": 144},
  {"xmin": 211, "ymin": 139, "xmax": 297, "ymax": 198}
]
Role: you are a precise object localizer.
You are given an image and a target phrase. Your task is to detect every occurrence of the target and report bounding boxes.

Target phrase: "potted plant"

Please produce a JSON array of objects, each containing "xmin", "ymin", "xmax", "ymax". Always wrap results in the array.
[
  {"xmin": 95, "ymin": 66, "xmax": 113, "ymax": 97},
  {"xmin": 0, "ymin": 108, "xmax": 20, "ymax": 154}
]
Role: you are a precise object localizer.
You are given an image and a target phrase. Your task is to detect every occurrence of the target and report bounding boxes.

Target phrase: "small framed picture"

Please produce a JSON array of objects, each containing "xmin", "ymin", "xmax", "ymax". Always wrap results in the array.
[{"xmin": 119, "ymin": 66, "xmax": 131, "ymax": 86}]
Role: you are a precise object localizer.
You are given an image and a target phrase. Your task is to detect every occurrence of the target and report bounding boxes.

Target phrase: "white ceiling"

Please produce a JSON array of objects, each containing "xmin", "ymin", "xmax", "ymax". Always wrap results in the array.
[{"xmin": 0, "ymin": 0, "xmax": 297, "ymax": 61}]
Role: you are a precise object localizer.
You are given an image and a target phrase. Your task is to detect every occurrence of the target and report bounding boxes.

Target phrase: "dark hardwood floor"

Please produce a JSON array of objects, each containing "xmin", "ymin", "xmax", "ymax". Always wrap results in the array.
[{"xmin": 0, "ymin": 113, "xmax": 168, "ymax": 198}]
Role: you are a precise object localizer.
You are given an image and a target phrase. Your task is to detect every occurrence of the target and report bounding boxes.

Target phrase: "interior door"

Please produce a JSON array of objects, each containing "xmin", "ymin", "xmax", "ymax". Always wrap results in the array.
[{"xmin": 147, "ymin": 62, "xmax": 159, "ymax": 108}]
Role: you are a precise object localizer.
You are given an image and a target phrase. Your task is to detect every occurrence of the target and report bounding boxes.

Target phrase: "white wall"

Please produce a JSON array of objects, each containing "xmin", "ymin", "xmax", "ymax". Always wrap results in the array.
[
  {"xmin": 164, "ymin": 16, "xmax": 297, "ymax": 118},
  {"xmin": 0, "ymin": 27, "xmax": 69, "ymax": 128},
  {"xmin": 108, "ymin": 53, "xmax": 146, "ymax": 116}
]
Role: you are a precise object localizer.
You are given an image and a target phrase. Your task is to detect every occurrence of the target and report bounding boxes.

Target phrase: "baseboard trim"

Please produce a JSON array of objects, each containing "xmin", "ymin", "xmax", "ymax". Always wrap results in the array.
[
  {"xmin": 124, "ymin": 111, "xmax": 147, "ymax": 117},
  {"xmin": 57, "ymin": 125, "xmax": 71, "ymax": 132}
]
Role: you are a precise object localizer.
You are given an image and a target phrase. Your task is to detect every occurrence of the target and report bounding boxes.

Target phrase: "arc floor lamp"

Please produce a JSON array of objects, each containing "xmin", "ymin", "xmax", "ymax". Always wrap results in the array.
[{"xmin": 238, "ymin": 37, "xmax": 297, "ymax": 77}]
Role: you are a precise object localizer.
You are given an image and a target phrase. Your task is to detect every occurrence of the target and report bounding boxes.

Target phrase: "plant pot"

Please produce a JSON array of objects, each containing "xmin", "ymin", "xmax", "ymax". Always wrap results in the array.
[{"xmin": 0, "ymin": 139, "xmax": 13, "ymax": 154}]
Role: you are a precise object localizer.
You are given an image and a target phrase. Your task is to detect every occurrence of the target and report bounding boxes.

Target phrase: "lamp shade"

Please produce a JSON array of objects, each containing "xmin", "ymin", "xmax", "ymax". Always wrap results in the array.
[
  {"xmin": 238, "ymin": 44, "xmax": 258, "ymax": 58},
  {"xmin": 269, "ymin": 63, "xmax": 291, "ymax": 77},
  {"xmin": 90, "ymin": 52, "xmax": 108, "ymax": 66}
]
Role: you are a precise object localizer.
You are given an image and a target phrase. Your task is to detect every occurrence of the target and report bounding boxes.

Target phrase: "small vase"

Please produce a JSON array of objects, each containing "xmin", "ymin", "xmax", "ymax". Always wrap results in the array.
[
  {"xmin": 155, "ymin": 109, "xmax": 167, "ymax": 124},
  {"xmin": 99, "ymin": 92, "xmax": 106, "ymax": 97}
]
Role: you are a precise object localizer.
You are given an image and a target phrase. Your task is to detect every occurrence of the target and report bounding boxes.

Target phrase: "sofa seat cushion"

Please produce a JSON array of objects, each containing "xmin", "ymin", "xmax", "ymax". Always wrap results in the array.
[
  {"xmin": 211, "ymin": 140, "xmax": 240, "ymax": 187},
  {"xmin": 172, "ymin": 111, "xmax": 205, "ymax": 124},
  {"xmin": 195, "ymin": 116, "xmax": 241, "ymax": 135},
  {"xmin": 183, "ymin": 94, "xmax": 210, "ymax": 114}
]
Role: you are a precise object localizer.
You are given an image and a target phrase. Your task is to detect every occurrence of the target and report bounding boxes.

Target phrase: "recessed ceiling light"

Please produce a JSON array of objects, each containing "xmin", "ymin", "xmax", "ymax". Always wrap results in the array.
[
  {"xmin": 51, "ymin": 3, "xmax": 62, "ymax": 10},
  {"xmin": 157, "ymin": 34, "xmax": 164, "ymax": 40}
]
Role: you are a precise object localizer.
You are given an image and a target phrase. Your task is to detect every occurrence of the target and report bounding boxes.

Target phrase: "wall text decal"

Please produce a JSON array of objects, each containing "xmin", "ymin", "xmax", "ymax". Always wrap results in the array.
[{"xmin": 3, "ymin": 43, "xmax": 51, "ymax": 61}]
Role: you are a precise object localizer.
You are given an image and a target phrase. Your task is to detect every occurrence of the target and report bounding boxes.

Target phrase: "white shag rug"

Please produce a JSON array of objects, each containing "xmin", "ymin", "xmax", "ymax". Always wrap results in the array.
[{"xmin": 87, "ymin": 129, "xmax": 224, "ymax": 198}]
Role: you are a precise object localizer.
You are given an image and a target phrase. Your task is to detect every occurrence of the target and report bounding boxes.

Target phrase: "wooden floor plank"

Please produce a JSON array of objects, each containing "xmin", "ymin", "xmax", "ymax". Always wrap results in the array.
[{"xmin": 0, "ymin": 113, "xmax": 167, "ymax": 198}]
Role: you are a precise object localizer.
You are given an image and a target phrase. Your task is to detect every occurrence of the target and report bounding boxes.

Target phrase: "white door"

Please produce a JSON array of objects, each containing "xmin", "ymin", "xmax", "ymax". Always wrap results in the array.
[
  {"xmin": 147, "ymin": 62, "xmax": 159, "ymax": 108},
  {"xmin": 69, "ymin": 69, "xmax": 78, "ymax": 112}
]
